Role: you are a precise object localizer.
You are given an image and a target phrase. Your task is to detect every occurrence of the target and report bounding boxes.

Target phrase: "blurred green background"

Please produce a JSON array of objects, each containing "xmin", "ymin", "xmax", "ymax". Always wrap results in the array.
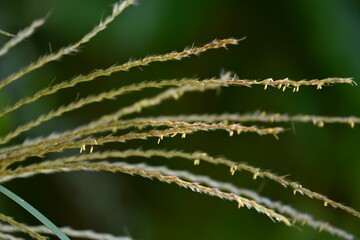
[{"xmin": 0, "ymin": 0, "xmax": 360, "ymax": 239}]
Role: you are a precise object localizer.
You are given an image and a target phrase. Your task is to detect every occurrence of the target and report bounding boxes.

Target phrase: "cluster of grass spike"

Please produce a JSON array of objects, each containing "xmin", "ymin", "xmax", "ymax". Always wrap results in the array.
[{"xmin": 0, "ymin": 0, "xmax": 359, "ymax": 239}]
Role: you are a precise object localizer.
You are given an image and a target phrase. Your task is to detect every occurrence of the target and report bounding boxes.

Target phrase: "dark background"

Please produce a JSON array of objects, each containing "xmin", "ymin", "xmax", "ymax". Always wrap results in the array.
[{"xmin": 0, "ymin": 0, "xmax": 360, "ymax": 239}]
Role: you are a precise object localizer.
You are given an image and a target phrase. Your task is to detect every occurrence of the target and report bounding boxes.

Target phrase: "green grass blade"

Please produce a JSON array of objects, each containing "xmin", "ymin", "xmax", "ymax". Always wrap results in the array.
[{"xmin": 0, "ymin": 184, "xmax": 70, "ymax": 240}]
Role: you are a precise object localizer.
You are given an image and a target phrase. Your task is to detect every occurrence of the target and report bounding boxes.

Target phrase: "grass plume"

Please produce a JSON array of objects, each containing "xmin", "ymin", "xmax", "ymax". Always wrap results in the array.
[{"xmin": 0, "ymin": 1, "xmax": 359, "ymax": 239}]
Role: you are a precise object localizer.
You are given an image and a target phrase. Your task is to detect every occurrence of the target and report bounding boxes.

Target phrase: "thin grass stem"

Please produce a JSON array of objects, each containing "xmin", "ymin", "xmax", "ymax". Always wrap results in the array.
[
  {"xmin": 0, "ymin": 0, "xmax": 135, "ymax": 90},
  {"xmin": 0, "ymin": 18, "xmax": 45, "ymax": 58},
  {"xmin": 0, "ymin": 185, "xmax": 69, "ymax": 240}
]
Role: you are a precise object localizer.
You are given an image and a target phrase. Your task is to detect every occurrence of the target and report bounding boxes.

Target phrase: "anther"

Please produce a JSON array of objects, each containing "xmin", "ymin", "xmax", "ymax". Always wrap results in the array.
[
  {"xmin": 349, "ymin": 120, "xmax": 355, "ymax": 128},
  {"xmin": 230, "ymin": 165, "xmax": 237, "ymax": 175},
  {"xmin": 238, "ymin": 201, "xmax": 244, "ymax": 208}
]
